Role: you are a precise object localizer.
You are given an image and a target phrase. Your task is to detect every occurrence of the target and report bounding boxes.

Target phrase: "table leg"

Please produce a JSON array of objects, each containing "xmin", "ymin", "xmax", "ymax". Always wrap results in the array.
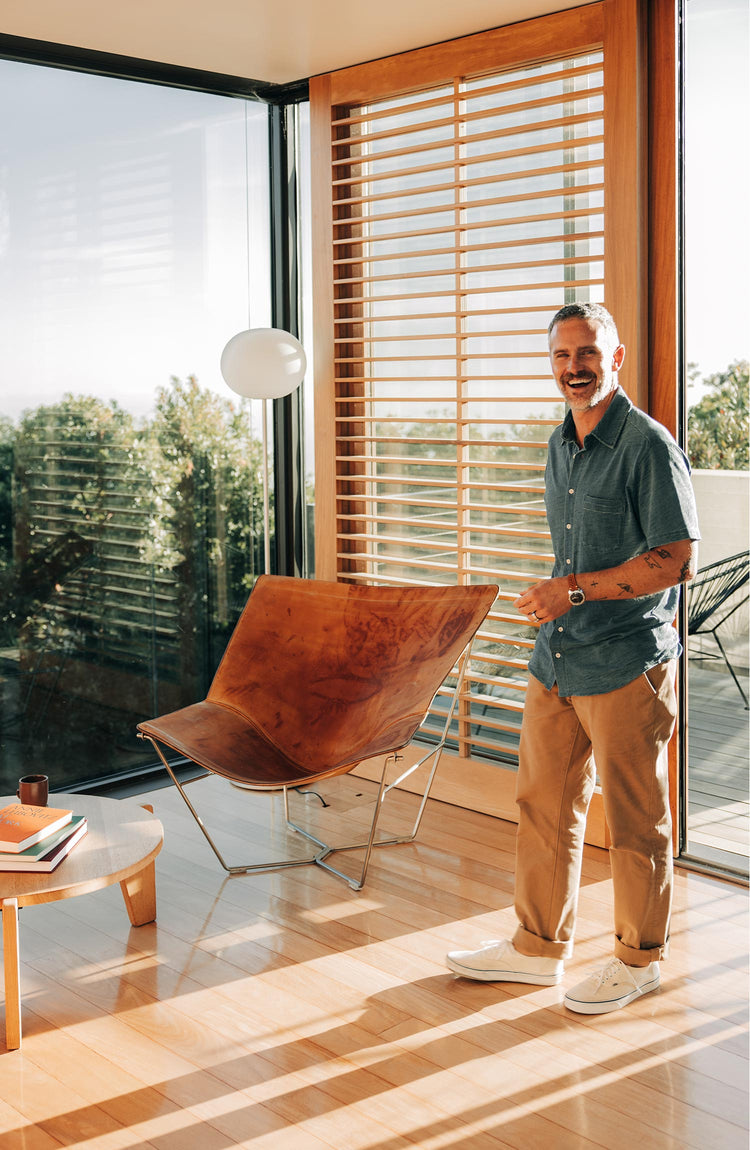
[
  {"xmin": 120, "ymin": 860, "xmax": 157, "ymax": 926},
  {"xmin": 119, "ymin": 801, "xmax": 159, "ymax": 926},
  {"xmin": 2, "ymin": 898, "xmax": 21, "ymax": 1051}
]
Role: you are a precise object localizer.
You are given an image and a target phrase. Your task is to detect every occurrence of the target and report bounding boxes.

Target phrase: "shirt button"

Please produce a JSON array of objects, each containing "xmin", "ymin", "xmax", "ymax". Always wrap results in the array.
[
  {"xmin": 566, "ymin": 523, "xmax": 572, "ymax": 529},
  {"xmin": 555, "ymin": 652, "xmax": 561, "ymax": 659},
  {"xmin": 558, "ymin": 626, "xmax": 563, "ymax": 632},
  {"xmin": 566, "ymin": 558, "xmax": 571, "ymax": 565},
  {"xmin": 569, "ymin": 488, "xmax": 574, "ymax": 494}
]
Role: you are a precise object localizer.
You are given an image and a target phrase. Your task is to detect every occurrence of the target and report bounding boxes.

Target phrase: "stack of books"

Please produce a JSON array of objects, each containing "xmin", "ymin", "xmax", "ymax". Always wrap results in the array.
[{"xmin": 0, "ymin": 802, "xmax": 87, "ymax": 872}]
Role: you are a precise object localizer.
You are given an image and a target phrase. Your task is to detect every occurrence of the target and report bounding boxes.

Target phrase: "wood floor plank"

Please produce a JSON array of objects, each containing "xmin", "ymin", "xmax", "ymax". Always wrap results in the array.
[
  {"xmin": 687, "ymin": 665, "xmax": 749, "ymax": 871},
  {"xmin": 0, "ymin": 1097, "xmax": 64, "ymax": 1149}
]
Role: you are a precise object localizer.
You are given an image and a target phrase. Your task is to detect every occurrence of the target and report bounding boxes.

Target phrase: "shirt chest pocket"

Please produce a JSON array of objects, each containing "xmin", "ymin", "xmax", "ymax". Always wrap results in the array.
[{"xmin": 582, "ymin": 493, "xmax": 626, "ymax": 555}]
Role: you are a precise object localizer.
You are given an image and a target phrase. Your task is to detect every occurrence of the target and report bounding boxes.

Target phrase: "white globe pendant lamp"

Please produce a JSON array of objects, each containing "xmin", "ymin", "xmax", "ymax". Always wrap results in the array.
[{"xmin": 220, "ymin": 327, "xmax": 307, "ymax": 400}]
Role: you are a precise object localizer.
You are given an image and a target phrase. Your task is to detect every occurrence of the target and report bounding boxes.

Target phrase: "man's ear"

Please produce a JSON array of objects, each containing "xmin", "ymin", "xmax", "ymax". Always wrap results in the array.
[{"xmin": 612, "ymin": 343, "xmax": 626, "ymax": 373}]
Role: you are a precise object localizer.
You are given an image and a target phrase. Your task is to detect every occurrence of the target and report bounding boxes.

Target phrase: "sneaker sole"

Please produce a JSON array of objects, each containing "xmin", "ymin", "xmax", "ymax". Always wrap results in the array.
[
  {"xmin": 563, "ymin": 975, "xmax": 660, "ymax": 1014},
  {"xmin": 446, "ymin": 957, "xmax": 562, "ymax": 985}
]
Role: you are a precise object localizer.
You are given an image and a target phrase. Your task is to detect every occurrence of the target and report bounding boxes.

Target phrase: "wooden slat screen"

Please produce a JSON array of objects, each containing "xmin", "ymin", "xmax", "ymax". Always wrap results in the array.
[{"xmin": 317, "ymin": 39, "xmax": 606, "ymax": 766}]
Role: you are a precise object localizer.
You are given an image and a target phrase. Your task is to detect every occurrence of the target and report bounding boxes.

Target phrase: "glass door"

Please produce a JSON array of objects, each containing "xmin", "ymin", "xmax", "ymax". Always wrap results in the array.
[{"xmin": 683, "ymin": 0, "xmax": 749, "ymax": 876}]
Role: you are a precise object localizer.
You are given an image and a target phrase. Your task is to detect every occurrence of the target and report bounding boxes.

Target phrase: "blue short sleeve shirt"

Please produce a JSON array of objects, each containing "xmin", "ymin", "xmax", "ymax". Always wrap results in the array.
[{"xmin": 529, "ymin": 388, "xmax": 701, "ymax": 697}]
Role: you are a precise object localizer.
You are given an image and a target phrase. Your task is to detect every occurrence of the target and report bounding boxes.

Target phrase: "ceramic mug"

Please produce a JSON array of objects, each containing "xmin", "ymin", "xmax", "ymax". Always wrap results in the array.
[{"xmin": 17, "ymin": 774, "xmax": 49, "ymax": 806}]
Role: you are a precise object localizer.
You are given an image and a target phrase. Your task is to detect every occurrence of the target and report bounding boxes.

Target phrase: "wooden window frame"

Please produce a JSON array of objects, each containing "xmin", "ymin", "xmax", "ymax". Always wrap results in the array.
[{"xmin": 311, "ymin": 0, "xmax": 681, "ymax": 848}]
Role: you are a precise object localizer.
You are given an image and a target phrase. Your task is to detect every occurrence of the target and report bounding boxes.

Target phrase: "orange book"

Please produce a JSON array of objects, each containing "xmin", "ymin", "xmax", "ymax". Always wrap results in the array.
[{"xmin": 0, "ymin": 803, "xmax": 74, "ymax": 852}]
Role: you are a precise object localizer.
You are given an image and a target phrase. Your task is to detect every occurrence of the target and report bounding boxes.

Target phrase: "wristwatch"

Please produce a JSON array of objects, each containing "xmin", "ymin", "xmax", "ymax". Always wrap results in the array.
[{"xmin": 567, "ymin": 573, "xmax": 586, "ymax": 605}]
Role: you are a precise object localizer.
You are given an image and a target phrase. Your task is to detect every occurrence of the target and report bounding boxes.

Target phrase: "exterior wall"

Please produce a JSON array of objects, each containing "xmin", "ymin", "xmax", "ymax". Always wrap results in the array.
[
  {"xmin": 691, "ymin": 469, "xmax": 749, "ymax": 668},
  {"xmin": 692, "ymin": 470, "xmax": 749, "ymax": 568}
]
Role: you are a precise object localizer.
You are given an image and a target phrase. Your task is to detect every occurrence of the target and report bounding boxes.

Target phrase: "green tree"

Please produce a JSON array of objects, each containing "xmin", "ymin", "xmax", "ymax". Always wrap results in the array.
[
  {"xmin": 687, "ymin": 360, "xmax": 749, "ymax": 470},
  {"xmin": 150, "ymin": 376, "xmax": 266, "ymax": 684},
  {"xmin": 0, "ymin": 414, "xmax": 15, "ymax": 579},
  {"xmin": 16, "ymin": 395, "xmax": 138, "ymax": 548}
]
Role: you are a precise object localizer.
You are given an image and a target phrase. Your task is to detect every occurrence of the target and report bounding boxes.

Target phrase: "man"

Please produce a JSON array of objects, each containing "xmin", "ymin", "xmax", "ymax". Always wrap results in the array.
[{"xmin": 446, "ymin": 302, "xmax": 700, "ymax": 1014}]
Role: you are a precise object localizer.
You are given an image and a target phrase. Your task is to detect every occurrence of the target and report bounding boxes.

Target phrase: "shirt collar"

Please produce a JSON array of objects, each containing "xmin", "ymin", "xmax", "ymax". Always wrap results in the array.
[{"xmin": 560, "ymin": 387, "xmax": 632, "ymax": 449}]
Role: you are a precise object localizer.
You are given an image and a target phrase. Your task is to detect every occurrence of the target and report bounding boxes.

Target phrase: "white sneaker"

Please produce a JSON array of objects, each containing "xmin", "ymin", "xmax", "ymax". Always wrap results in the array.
[
  {"xmin": 564, "ymin": 957, "xmax": 660, "ymax": 1014},
  {"xmin": 446, "ymin": 939, "xmax": 564, "ymax": 985}
]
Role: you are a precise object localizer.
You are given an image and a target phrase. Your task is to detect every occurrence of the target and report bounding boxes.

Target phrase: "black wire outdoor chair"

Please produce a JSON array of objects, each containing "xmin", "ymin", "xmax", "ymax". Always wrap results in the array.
[{"xmin": 687, "ymin": 550, "xmax": 750, "ymax": 708}]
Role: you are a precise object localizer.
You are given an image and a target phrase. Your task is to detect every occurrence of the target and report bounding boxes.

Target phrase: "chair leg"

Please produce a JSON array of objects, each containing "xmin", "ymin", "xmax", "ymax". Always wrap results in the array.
[
  {"xmin": 712, "ymin": 631, "xmax": 749, "ymax": 708},
  {"xmin": 140, "ymin": 735, "xmax": 323, "ymax": 875},
  {"xmin": 288, "ymin": 752, "xmax": 411, "ymax": 890},
  {"xmin": 292, "ymin": 638, "xmax": 475, "ymax": 889}
]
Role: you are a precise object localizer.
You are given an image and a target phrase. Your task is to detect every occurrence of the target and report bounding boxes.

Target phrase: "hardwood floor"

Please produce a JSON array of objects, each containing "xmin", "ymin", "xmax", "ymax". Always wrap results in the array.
[
  {"xmin": 1, "ymin": 774, "xmax": 748, "ymax": 1149},
  {"xmin": 687, "ymin": 664, "xmax": 749, "ymax": 870}
]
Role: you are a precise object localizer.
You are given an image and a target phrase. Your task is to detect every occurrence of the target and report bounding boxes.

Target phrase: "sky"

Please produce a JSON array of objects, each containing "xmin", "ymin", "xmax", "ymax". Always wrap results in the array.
[
  {"xmin": 0, "ymin": 63, "xmax": 271, "ymax": 423},
  {"xmin": 684, "ymin": 0, "xmax": 749, "ymax": 389}
]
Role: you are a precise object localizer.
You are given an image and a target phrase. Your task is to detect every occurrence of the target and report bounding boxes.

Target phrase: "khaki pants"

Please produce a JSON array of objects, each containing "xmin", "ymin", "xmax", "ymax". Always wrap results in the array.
[{"xmin": 513, "ymin": 661, "xmax": 677, "ymax": 967}]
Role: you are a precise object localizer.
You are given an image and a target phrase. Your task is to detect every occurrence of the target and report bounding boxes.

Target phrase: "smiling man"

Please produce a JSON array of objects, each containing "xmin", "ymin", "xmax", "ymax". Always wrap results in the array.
[{"xmin": 447, "ymin": 302, "xmax": 701, "ymax": 1014}]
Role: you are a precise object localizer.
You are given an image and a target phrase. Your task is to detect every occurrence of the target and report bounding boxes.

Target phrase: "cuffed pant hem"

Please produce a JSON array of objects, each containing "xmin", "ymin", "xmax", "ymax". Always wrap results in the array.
[
  {"xmin": 614, "ymin": 934, "xmax": 670, "ymax": 966},
  {"xmin": 513, "ymin": 924, "xmax": 574, "ymax": 961}
]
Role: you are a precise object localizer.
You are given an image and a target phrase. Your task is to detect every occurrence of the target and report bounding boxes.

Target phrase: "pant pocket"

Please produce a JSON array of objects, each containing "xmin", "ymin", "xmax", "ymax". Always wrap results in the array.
[{"xmin": 642, "ymin": 661, "xmax": 677, "ymax": 727}]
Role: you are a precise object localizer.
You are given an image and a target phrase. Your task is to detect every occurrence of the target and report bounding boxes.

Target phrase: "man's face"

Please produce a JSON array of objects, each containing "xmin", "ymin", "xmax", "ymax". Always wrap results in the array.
[{"xmin": 548, "ymin": 317, "xmax": 624, "ymax": 414}]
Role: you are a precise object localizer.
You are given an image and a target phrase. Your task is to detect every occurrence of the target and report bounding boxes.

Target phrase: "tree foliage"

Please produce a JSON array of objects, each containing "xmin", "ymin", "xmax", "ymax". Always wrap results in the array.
[
  {"xmin": 0, "ymin": 415, "xmax": 15, "ymax": 577},
  {"xmin": 149, "ymin": 375, "xmax": 265, "ymax": 589},
  {"xmin": 687, "ymin": 360, "xmax": 749, "ymax": 470},
  {"xmin": 0, "ymin": 379, "xmax": 266, "ymax": 699}
]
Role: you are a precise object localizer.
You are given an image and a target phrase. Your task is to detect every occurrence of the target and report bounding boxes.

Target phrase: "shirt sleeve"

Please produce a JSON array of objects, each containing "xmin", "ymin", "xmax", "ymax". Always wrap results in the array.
[{"xmin": 633, "ymin": 431, "xmax": 701, "ymax": 550}]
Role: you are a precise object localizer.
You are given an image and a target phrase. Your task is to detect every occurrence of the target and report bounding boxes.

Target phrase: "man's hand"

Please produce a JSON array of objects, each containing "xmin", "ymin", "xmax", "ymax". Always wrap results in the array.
[{"xmin": 514, "ymin": 578, "xmax": 570, "ymax": 625}]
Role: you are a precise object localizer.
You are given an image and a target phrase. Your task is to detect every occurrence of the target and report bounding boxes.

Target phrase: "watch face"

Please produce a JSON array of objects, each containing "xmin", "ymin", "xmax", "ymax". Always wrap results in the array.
[{"xmin": 569, "ymin": 589, "xmax": 585, "ymax": 605}]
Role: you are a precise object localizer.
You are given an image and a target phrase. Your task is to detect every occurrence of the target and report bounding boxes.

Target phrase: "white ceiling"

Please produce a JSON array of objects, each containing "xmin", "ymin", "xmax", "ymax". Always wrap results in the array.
[{"xmin": 0, "ymin": 0, "xmax": 593, "ymax": 85}]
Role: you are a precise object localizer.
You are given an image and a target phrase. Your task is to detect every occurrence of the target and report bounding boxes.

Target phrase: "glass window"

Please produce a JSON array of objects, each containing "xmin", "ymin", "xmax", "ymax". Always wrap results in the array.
[
  {"xmin": 0, "ymin": 60, "xmax": 272, "ymax": 792},
  {"xmin": 684, "ymin": 0, "xmax": 749, "ymax": 876},
  {"xmin": 298, "ymin": 101, "xmax": 316, "ymax": 572}
]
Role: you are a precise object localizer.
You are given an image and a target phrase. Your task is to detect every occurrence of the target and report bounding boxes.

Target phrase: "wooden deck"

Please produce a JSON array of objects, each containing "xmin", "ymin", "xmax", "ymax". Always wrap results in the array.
[
  {"xmin": 1, "ymin": 774, "xmax": 748, "ymax": 1148},
  {"xmin": 687, "ymin": 664, "xmax": 749, "ymax": 873}
]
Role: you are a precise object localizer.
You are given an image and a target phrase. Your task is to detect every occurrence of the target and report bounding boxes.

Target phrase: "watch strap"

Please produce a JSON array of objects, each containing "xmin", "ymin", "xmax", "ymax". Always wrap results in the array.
[{"xmin": 567, "ymin": 573, "xmax": 585, "ymax": 604}]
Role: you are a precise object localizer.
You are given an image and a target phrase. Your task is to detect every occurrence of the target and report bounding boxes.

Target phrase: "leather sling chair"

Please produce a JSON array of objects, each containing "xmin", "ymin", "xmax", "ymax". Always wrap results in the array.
[{"xmin": 137, "ymin": 575, "xmax": 497, "ymax": 889}]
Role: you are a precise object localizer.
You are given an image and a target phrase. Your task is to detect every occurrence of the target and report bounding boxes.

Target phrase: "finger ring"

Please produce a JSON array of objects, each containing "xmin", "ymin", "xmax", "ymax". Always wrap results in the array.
[{"xmin": 531, "ymin": 611, "xmax": 538, "ymax": 620}]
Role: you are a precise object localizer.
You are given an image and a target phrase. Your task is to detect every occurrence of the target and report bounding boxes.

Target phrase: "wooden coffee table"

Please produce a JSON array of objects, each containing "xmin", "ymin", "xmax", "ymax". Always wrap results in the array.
[{"xmin": 0, "ymin": 792, "xmax": 163, "ymax": 1051}]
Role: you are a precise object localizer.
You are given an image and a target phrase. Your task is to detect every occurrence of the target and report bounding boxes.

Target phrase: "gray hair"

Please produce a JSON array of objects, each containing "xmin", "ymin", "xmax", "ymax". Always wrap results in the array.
[{"xmin": 548, "ymin": 302, "xmax": 620, "ymax": 348}]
